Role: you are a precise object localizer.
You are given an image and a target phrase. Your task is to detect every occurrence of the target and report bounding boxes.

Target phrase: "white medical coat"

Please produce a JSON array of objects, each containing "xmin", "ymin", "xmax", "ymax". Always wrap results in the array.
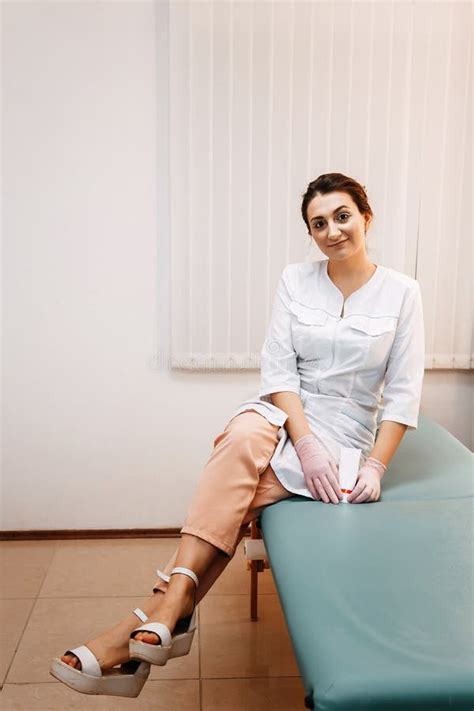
[{"xmin": 227, "ymin": 258, "xmax": 425, "ymax": 498}]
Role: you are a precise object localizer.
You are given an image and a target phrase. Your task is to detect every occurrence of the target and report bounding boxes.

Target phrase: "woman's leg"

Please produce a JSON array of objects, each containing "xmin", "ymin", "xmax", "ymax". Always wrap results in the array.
[
  {"xmin": 152, "ymin": 461, "xmax": 293, "ymax": 602},
  {"xmin": 133, "ymin": 410, "xmax": 284, "ymax": 645},
  {"xmin": 168, "ymin": 410, "xmax": 282, "ymax": 574},
  {"xmin": 151, "ymin": 525, "xmax": 249, "ymax": 601},
  {"xmin": 62, "ymin": 411, "xmax": 289, "ymax": 667}
]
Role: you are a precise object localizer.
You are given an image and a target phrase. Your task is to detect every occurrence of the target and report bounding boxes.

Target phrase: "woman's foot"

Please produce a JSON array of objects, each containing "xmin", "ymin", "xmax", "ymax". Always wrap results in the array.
[
  {"xmin": 61, "ymin": 628, "xmax": 131, "ymax": 671},
  {"xmin": 132, "ymin": 574, "xmax": 196, "ymax": 646},
  {"xmin": 61, "ymin": 590, "xmax": 166, "ymax": 671}
]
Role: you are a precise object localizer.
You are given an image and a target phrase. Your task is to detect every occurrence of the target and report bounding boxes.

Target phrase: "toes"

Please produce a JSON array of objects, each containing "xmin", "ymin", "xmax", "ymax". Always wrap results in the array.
[
  {"xmin": 61, "ymin": 654, "xmax": 81, "ymax": 670},
  {"xmin": 133, "ymin": 631, "xmax": 160, "ymax": 645}
]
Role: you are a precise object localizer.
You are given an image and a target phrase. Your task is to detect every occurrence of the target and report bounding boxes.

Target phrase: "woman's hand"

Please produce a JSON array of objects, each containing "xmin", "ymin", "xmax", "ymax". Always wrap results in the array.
[
  {"xmin": 347, "ymin": 457, "xmax": 387, "ymax": 504},
  {"xmin": 294, "ymin": 434, "xmax": 342, "ymax": 504}
]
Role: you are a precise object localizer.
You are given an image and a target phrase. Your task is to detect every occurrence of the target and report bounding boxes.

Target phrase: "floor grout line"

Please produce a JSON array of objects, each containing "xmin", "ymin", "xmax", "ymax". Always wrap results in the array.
[
  {"xmin": 198, "ymin": 605, "xmax": 203, "ymax": 711},
  {"xmin": 1, "ymin": 543, "xmax": 59, "ymax": 687}
]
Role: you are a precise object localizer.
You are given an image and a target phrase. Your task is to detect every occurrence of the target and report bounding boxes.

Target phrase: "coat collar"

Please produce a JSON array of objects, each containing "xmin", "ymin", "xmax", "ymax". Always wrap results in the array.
[{"xmin": 301, "ymin": 259, "xmax": 388, "ymax": 317}]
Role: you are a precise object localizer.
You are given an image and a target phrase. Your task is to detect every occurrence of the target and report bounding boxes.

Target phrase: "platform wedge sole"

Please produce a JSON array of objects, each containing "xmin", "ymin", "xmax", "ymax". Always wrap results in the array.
[
  {"xmin": 129, "ymin": 606, "xmax": 197, "ymax": 666},
  {"xmin": 49, "ymin": 656, "xmax": 150, "ymax": 697}
]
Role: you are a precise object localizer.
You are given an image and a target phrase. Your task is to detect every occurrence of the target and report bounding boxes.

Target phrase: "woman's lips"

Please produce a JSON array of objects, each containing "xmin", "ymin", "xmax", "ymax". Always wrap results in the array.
[{"xmin": 330, "ymin": 239, "xmax": 348, "ymax": 247}]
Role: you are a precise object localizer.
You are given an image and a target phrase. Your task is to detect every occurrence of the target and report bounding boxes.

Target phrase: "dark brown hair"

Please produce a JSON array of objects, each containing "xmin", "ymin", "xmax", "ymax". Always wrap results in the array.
[{"xmin": 301, "ymin": 173, "xmax": 373, "ymax": 234}]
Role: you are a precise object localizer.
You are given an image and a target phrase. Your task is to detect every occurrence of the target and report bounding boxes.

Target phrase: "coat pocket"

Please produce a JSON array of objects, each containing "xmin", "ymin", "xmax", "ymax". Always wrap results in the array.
[
  {"xmin": 346, "ymin": 315, "xmax": 398, "ymax": 368},
  {"xmin": 289, "ymin": 301, "xmax": 328, "ymax": 326},
  {"xmin": 289, "ymin": 301, "xmax": 333, "ymax": 362}
]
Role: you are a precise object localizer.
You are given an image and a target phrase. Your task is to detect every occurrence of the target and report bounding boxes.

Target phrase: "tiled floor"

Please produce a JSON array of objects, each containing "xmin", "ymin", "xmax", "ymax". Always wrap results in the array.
[{"xmin": 0, "ymin": 537, "xmax": 307, "ymax": 710}]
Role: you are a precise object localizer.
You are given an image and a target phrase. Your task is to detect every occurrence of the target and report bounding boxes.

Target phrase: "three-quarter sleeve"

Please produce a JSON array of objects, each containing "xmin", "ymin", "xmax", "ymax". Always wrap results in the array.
[
  {"xmin": 258, "ymin": 266, "xmax": 301, "ymax": 399},
  {"xmin": 379, "ymin": 280, "xmax": 425, "ymax": 430}
]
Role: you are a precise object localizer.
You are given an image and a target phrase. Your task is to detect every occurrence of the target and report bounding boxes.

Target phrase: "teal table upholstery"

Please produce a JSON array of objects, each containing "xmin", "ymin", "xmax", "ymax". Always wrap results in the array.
[{"xmin": 260, "ymin": 415, "xmax": 474, "ymax": 710}]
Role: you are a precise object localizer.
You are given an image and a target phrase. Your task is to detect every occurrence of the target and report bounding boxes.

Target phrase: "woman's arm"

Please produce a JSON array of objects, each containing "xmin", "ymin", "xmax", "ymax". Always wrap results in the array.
[
  {"xmin": 378, "ymin": 281, "xmax": 425, "ymax": 433},
  {"xmin": 348, "ymin": 420, "xmax": 407, "ymax": 503},
  {"xmin": 272, "ymin": 395, "xmax": 407, "ymax": 472},
  {"xmin": 368, "ymin": 281, "xmax": 425, "ymax": 476},
  {"xmin": 259, "ymin": 267, "xmax": 301, "ymax": 399},
  {"xmin": 368, "ymin": 420, "xmax": 407, "ymax": 473},
  {"xmin": 271, "ymin": 390, "xmax": 342, "ymax": 502},
  {"xmin": 270, "ymin": 391, "xmax": 312, "ymax": 445}
]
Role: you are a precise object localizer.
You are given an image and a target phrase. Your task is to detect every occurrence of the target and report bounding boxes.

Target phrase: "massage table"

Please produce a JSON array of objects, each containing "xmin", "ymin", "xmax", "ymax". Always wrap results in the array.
[{"xmin": 250, "ymin": 415, "xmax": 473, "ymax": 710}]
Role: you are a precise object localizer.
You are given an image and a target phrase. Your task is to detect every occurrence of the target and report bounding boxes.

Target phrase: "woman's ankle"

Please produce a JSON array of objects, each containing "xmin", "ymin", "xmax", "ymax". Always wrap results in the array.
[
  {"xmin": 152, "ymin": 585, "xmax": 168, "ymax": 594},
  {"xmin": 153, "ymin": 585, "xmax": 195, "ymax": 622}
]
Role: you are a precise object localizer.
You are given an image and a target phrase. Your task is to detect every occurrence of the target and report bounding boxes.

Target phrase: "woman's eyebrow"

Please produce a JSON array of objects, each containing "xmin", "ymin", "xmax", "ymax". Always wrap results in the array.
[{"xmin": 310, "ymin": 205, "xmax": 350, "ymax": 223}]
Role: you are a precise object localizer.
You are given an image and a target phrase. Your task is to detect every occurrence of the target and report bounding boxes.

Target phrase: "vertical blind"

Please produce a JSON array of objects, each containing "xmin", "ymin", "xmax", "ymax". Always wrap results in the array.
[{"xmin": 168, "ymin": 0, "xmax": 472, "ymax": 371}]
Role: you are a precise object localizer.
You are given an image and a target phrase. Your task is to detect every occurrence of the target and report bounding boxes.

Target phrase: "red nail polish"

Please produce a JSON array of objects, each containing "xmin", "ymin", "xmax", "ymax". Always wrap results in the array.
[{"xmin": 339, "ymin": 447, "xmax": 361, "ymax": 503}]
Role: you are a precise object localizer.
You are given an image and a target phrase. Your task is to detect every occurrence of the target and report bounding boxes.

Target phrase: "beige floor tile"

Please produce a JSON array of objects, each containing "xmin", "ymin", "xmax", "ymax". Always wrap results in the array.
[
  {"xmin": 38, "ymin": 536, "xmax": 276, "ymax": 601},
  {"xmin": 0, "ymin": 679, "xmax": 200, "ymax": 710},
  {"xmin": 206, "ymin": 539, "xmax": 277, "ymax": 597},
  {"xmin": 39, "ymin": 538, "xmax": 181, "ymax": 598},
  {"xmin": 0, "ymin": 599, "xmax": 35, "ymax": 684},
  {"xmin": 202, "ymin": 678, "xmax": 307, "ymax": 711},
  {"xmin": 199, "ymin": 594, "xmax": 300, "ymax": 679},
  {"xmin": 0, "ymin": 541, "xmax": 56, "ymax": 599},
  {"xmin": 6, "ymin": 596, "xmax": 199, "ymax": 684}
]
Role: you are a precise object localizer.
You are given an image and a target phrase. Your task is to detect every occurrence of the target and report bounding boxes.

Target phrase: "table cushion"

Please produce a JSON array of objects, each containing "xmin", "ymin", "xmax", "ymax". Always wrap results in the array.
[
  {"xmin": 377, "ymin": 416, "xmax": 472, "ymax": 502},
  {"xmin": 260, "ymin": 415, "xmax": 474, "ymax": 710}
]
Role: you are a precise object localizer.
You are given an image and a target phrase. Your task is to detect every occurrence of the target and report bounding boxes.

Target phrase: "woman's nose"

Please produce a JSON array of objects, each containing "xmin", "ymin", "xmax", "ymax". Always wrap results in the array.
[{"xmin": 328, "ymin": 223, "xmax": 342, "ymax": 239}]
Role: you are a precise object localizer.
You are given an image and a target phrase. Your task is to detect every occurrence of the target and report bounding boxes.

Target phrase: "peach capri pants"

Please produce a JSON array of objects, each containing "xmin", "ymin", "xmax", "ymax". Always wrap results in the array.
[{"xmin": 152, "ymin": 410, "xmax": 295, "ymax": 592}]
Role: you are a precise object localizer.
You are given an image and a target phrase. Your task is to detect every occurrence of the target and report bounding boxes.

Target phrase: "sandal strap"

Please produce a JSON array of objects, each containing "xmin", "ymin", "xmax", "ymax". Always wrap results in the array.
[
  {"xmin": 131, "ymin": 621, "xmax": 172, "ymax": 647},
  {"xmin": 170, "ymin": 567, "xmax": 199, "ymax": 588},
  {"xmin": 133, "ymin": 607, "xmax": 148, "ymax": 623},
  {"xmin": 66, "ymin": 645, "xmax": 101, "ymax": 678},
  {"xmin": 156, "ymin": 568, "xmax": 170, "ymax": 583}
]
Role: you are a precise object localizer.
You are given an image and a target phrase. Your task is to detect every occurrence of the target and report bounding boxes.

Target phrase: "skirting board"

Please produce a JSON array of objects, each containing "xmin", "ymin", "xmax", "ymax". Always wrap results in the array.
[{"xmin": 0, "ymin": 528, "xmax": 254, "ymax": 541}]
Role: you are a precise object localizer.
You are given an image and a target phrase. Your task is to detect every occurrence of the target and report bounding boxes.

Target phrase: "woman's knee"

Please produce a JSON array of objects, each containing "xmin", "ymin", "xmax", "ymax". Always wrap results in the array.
[
  {"xmin": 216, "ymin": 411, "xmax": 278, "ymax": 445},
  {"xmin": 209, "ymin": 412, "xmax": 280, "ymax": 475}
]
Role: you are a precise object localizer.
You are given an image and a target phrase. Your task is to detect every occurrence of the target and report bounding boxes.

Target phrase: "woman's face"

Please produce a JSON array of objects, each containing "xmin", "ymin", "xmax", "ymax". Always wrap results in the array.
[{"xmin": 306, "ymin": 191, "xmax": 371, "ymax": 261}]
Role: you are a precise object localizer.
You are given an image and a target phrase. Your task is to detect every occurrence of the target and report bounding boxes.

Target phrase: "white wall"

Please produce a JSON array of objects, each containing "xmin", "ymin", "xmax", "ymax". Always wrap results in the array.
[{"xmin": 1, "ymin": 2, "xmax": 472, "ymax": 531}]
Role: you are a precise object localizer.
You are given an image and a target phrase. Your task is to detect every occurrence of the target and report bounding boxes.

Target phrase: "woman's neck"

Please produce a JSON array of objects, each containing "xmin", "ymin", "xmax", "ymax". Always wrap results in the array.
[{"xmin": 327, "ymin": 252, "xmax": 376, "ymax": 285}]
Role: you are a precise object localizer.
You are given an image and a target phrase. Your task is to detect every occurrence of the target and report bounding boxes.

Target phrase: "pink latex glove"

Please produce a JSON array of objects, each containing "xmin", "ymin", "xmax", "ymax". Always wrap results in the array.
[
  {"xmin": 294, "ymin": 434, "xmax": 342, "ymax": 504},
  {"xmin": 347, "ymin": 457, "xmax": 387, "ymax": 504}
]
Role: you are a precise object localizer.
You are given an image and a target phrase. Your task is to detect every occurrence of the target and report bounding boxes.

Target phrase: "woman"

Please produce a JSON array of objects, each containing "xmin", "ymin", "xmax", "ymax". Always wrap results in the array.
[{"xmin": 50, "ymin": 172, "xmax": 425, "ymax": 697}]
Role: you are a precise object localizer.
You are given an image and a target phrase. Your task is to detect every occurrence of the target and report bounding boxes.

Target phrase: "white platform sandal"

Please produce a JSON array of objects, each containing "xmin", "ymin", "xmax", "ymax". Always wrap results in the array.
[
  {"xmin": 129, "ymin": 566, "xmax": 199, "ymax": 666},
  {"xmin": 50, "ymin": 607, "xmax": 151, "ymax": 697}
]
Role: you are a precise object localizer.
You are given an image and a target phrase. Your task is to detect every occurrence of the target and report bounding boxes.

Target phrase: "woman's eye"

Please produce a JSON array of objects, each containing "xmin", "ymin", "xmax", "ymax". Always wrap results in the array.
[{"xmin": 313, "ymin": 213, "xmax": 350, "ymax": 229}]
